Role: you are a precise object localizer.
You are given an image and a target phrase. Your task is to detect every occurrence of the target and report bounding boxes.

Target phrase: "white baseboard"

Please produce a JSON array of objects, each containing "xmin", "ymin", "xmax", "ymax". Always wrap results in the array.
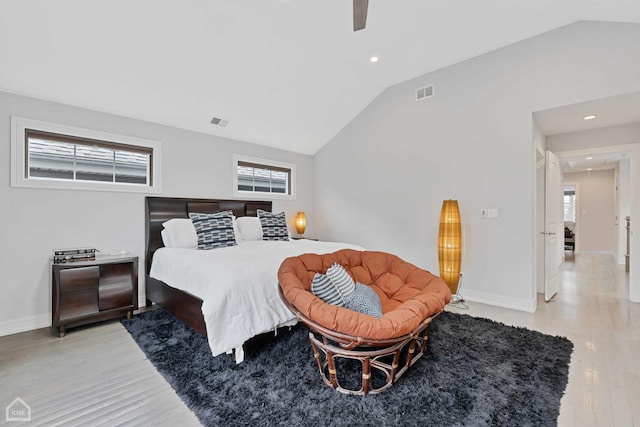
[
  {"xmin": 0, "ymin": 313, "xmax": 50, "ymax": 337},
  {"xmin": 1, "ymin": 298, "xmax": 146, "ymax": 338},
  {"xmin": 461, "ymin": 289, "xmax": 536, "ymax": 313}
]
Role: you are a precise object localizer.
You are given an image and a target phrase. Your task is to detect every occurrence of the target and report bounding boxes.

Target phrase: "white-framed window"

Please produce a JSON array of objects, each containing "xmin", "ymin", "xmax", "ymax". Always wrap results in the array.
[
  {"xmin": 11, "ymin": 117, "xmax": 162, "ymax": 193},
  {"xmin": 564, "ymin": 191, "xmax": 576, "ymax": 222},
  {"xmin": 232, "ymin": 154, "xmax": 296, "ymax": 200}
]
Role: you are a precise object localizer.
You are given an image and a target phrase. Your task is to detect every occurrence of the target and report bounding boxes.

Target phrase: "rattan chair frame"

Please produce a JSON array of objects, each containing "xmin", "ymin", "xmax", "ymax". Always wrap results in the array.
[{"xmin": 279, "ymin": 286, "xmax": 439, "ymax": 396}]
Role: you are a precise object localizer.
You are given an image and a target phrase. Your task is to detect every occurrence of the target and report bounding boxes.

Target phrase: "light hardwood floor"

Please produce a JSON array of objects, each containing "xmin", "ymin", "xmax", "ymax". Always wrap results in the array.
[
  {"xmin": 0, "ymin": 317, "xmax": 201, "ymax": 426},
  {"xmin": 1, "ymin": 253, "xmax": 638, "ymax": 426}
]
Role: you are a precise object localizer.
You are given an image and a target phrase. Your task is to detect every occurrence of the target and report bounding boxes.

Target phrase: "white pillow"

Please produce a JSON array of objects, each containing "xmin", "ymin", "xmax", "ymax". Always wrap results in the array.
[
  {"xmin": 162, "ymin": 218, "xmax": 198, "ymax": 248},
  {"xmin": 162, "ymin": 216, "xmax": 243, "ymax": 247},
  {"xmin": 236, "ymin": 216, "xmax": 263, "ymax": 241},
  {"xmin": 232, "ymin": 216, "xmax": 243, "ymax": 244},
  {"xmin": 160, "ymin": 229, "xmax": 173, "ymax": 247}
]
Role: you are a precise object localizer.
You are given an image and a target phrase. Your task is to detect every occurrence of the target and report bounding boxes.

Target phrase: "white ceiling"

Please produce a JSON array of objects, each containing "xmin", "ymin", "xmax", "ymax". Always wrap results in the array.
[
  {"xmin": 534, "ymin": 91, "xmax": 640, "ymax": 136},
  {"xmin": 562, "ymin": 151, "xmax": 631, "ymax": 174},
  {"xmin": 1, "ymin": 1, "xmax": 640, "ymax": 155},
  {"xmin": 535, "ymin": 90, "xmax": 640, "ymax": 172}
]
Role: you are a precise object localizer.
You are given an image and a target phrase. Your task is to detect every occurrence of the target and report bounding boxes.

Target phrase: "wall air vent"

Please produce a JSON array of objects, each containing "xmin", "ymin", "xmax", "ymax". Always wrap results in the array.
[
  {"xmin": 416, "ymin": 84, "xmax": 434, "ymax": 101},
  {"xmin": 567, "ymin": 160, "xmax": 577, "ymax": 169},
  {"xmin": 210, "ymin": 117, "xmax": 230, "ymax": 127}
]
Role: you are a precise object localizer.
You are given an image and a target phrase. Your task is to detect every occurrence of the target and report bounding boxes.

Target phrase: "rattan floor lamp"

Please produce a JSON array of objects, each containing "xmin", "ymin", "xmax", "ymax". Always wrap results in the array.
[{"xmin": 438, "ymin": 200, "xmax": 463, "ymax": 303}]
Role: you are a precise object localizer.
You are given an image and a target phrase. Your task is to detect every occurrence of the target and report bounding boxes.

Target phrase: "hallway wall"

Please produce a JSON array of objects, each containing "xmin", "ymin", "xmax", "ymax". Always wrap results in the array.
[{"xmin": 563, "ymin": 169, "xmax": 616, "ymax": 253}]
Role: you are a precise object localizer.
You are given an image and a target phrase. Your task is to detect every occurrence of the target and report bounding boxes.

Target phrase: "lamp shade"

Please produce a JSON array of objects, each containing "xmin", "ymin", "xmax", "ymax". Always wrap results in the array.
[
  {"xmin": 438, "ymin": 200, "xmax": 462, "ymax": 294},
  {"xmin": 295, "ymin": 212, "xmax": 306, "ymax": 235}
]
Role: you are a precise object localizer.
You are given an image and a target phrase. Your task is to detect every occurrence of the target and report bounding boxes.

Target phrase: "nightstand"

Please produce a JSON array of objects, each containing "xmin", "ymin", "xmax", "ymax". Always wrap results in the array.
[{"xmin": 52, "ymin": 254, "xmax": 138, "ymax": 337}]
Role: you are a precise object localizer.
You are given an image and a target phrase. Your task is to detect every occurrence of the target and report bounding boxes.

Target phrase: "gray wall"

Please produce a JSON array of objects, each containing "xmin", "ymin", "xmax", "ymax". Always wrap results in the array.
[
  {"xmin": 313, "ymin": 21, "xmax": 640, "ymax": 311},
  {"xmin": 0, "ymin": 91, "xmax": 314, "ymax": 335}
]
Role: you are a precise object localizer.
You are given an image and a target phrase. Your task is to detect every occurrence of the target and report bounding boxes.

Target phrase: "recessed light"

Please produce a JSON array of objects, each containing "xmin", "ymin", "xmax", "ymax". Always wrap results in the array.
[
  {"xmin": 583, "ymin": 115, "xmax": 596, "ymax": 120},
  {"xmin": 587, "ymin": 168, "xmax": 593, "ymax": 171},
  {"xmin": 586, "ymin": 157, "xmax": 593, "ymax": 160},
  {"xmin": 369, "ymin": 56, "xmax": 379, "ymax": 63}
]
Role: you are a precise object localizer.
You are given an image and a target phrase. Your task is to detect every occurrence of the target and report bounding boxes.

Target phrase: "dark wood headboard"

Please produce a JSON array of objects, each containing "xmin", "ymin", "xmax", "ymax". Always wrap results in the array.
[{"xmin": 145, "ymin": 197, "xmax": 272, "ymax": 274}]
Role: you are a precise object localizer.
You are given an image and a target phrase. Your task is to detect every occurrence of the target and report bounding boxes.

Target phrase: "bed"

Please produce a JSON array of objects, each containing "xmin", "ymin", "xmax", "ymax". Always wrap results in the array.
[{"xmin": 144, "ymin": 196, "xmax": 363, "ymax": 362}]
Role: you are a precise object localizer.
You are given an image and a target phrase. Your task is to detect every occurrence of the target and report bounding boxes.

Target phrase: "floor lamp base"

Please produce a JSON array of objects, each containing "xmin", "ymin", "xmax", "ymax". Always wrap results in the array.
[{"xmin": 449, "ymin": 293, "xmax": 465, "ymax": 305}]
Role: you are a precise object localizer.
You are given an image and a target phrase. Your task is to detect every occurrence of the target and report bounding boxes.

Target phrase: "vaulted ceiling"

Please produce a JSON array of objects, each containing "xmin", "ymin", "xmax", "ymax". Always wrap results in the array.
[{"xmin": 1, "ymin": 1, "xmax": 639, "ymax": 154}]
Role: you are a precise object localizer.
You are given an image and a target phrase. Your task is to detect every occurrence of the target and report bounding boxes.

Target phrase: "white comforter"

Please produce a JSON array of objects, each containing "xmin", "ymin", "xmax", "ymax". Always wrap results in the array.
[{"xmin": 150, "ymin": 239, "xmax": 363, "ymax": 359}]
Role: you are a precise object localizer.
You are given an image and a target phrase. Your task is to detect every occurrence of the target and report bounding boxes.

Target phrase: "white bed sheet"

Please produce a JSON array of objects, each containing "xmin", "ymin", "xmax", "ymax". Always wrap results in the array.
[{"xmin": 150, "ymin": 239, "xmax": 363, "ymax": 358}]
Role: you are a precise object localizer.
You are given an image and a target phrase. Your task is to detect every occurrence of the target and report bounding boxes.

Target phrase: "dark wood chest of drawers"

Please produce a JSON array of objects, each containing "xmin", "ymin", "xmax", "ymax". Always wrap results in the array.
[{"xmin": 52, "ymin": 255, "xmax": 138, "ymax": 337}]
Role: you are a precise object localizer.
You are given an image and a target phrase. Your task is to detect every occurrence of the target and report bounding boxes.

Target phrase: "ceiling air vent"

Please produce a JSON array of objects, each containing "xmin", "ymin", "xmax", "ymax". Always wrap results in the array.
[
  {"xmin": 568, "ymin": 161, "xmax": 577, "ymax": 169},
  {"xmin": 416, "ymin": 84, "xmax": 434, "ymax": 101},
  {"xmin": 210, "ymin": 117, "xmax": 230, "ymax": 127}
]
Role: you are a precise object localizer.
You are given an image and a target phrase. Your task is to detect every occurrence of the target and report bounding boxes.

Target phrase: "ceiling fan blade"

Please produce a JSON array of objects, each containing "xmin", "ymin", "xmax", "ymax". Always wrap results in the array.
[{"xmin": 353, "ymin": 0, "xmax": 368, "ymax": 31}]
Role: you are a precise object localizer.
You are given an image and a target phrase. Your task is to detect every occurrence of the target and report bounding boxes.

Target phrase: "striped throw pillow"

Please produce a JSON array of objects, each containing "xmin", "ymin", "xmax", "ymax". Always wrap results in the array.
[
  {"xmin": 311, "ymin": 273, "xmax": 345, "ymax": 306},
  {"xmin": 257, "ymin": 210, "xmax": 289, "ymax": 241},
  {"xmin": 188, "ymin": 211, "xmax": 237, "ymax": 250},
  {"xmin": 326, "ymin": 262, "xmax": 356, "ymax": 299}
]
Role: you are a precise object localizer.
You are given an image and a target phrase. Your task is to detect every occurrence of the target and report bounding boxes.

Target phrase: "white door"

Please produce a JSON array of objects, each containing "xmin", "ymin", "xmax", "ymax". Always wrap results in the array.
[{"xmin": 544, "ymin": 151, "xmax": 562, "ymax": 301}]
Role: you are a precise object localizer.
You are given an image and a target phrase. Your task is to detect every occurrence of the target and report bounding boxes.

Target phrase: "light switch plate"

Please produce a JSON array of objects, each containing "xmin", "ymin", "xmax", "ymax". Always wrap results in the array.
[{"xmin": 481, "ymin": 208, "xmax": 498, "ymax": 219}]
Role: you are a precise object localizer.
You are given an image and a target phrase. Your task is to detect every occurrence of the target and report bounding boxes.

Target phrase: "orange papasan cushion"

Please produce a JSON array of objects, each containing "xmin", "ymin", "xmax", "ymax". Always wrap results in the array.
[{"xmin": 278, "ymin": 249, "xmax": 451, "ymax": 340}]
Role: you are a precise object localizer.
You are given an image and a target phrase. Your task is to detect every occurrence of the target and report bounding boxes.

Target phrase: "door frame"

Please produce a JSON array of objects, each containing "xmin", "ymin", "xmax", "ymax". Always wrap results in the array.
[
  {"xmin": 563, "ymin": 181, "xmax": 580, "ymax": 254},
  {"xmin": 544, "ymin": 150, "xmax": 562, "ymax": 301}
]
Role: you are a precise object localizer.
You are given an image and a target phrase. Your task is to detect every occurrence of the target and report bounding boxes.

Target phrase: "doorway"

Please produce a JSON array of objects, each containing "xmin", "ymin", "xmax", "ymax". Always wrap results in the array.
[
  {"xmin": 563, "ymin": 183, "xmax": 577, "ymax": 255},
  {"xmin": 532, "ymin": 90, "xmax": 640, "ymax": 304},
  {"xmin": 538, "ymin": 143, "xmax": 640, "ymax": 303}
]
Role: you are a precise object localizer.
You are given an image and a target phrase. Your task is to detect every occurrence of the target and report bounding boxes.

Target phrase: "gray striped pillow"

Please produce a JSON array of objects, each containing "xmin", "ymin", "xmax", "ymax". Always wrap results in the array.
[
  {"xmin": 311, "ymin": 273, "xmax": 345, "ymax": 306},
  {"xmin": 326, "ymin": 262, "xmax": 356, "ymax": 299},
  {"xmin": 188, "ymin": 211, "xmax": 236, "ymax": 250}
]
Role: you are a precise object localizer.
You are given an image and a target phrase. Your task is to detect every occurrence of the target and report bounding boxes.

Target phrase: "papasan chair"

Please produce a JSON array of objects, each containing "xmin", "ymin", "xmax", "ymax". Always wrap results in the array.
[{"xmin": 278, "ymin": 249, "xmax": 451, "ymax": 395}]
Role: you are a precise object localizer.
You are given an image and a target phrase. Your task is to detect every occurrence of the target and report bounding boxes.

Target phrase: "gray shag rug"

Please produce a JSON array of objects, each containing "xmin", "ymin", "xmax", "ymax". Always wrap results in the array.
[{"xmin": 121, "ymin": 309, "xmax": 572, "ymax": 427}]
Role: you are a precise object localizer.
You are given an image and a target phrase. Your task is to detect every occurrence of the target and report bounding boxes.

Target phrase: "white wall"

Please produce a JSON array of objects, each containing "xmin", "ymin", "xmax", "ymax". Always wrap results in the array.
[
  {"xmin": 0, "ymin": 91, "xmax": 314, "ymax": 336},
  {"xmin": 563, "ymin": 170, "xmax": 616, "ymax": 253},
  {"xmin": 313, "ymin": 21, "xmax": 640, "ymax": 312},
  {"xmin": 546, "ymin": 122, "xmax": 640, "ymax": 152}
]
